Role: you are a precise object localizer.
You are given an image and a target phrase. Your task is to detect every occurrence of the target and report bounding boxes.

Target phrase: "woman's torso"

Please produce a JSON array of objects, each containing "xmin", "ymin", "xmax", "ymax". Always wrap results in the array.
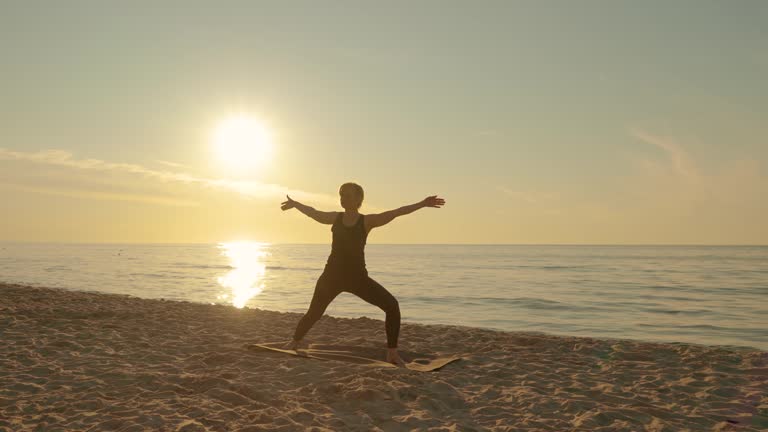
[{"xmin": 325, "ymin": 212, "xmax": 368, "ymax": 271}]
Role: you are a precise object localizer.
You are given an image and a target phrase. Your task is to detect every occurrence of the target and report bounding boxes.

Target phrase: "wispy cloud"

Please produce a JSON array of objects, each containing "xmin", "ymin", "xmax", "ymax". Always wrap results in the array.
[
  {"xmin": 630, "ymin": 129, "xmax": 699, "ymax": 182},
  {"xmin": 153, "ymin": 159, "xmax": 189, "ymax": 169},
  {"xmin": 0, "ymin": 148, "xmax": 337, "ymax": 206},
  {"xmin": 627, "ymin": 129, "xmax": 768, "ymax": 218},
  {"xmin": 0, "ymin": 182, "xmax": 200, "ymax": 207}
]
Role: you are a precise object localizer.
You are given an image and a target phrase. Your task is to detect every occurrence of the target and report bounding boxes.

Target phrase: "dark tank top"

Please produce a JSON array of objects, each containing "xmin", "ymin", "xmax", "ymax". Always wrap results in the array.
[{"xmin": 325, "ymin": 212, "xmax": 368, "ymax": 270}]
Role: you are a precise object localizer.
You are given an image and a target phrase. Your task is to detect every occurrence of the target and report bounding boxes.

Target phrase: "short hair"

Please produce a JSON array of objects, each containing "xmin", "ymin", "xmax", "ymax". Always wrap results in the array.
[{"xmin": 339, "ymin": 182, "xmax": 364, "ymax": 208}]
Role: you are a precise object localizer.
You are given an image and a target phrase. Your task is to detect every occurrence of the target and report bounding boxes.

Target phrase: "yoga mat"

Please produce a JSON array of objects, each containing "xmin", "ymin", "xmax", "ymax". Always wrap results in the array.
[{"xmin": 245, "ymin": 342, "xmax": 461, "ymax": 372}]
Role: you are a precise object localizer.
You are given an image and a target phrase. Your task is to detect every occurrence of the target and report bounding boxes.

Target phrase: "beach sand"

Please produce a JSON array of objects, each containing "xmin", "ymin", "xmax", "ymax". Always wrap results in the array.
[{"xmin": 1, "ymin": 283, "xmax": 766, "ymax": 431}]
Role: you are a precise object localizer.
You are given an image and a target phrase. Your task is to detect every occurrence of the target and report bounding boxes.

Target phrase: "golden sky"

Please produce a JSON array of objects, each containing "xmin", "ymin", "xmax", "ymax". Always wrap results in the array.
[{"xmin": 1, "ymin": 2, "xmax": 766, "ymax": 244}]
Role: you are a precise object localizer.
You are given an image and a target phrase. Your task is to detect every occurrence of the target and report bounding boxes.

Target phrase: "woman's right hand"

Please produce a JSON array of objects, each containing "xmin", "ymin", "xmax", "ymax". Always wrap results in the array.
[{"xmin": 281, "ymin": 195, "xmax": 297, "ymax": 211}]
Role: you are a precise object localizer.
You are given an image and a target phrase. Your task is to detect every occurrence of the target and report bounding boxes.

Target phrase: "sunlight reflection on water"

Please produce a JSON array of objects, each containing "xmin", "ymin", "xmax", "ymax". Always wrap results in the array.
[{"xmin": 216, "ymin": 241, "xmax": 269, "ymax": 308}]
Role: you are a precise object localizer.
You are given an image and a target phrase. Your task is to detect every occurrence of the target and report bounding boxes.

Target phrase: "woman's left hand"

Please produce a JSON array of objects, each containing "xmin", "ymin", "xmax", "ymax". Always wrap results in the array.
[{"xmin": 422, "ymin": 195, "xmax": 445, "ymax": 208}]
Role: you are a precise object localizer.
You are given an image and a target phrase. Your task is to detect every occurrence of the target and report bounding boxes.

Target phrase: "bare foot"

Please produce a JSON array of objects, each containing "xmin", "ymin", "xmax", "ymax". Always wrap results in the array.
[
  {"xmin": 386, "ymin": 348, "xmax": 406, "ymax": 367},
  {"xmin": 282, "ymin": 339, "xmax": 309, "ymax": 350}
]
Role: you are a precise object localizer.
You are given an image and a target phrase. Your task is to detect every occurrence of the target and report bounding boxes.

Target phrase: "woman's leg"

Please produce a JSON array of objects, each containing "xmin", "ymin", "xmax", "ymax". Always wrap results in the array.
[
  {"xmin": 292, "ymin": 272, "xmax": 340, "ymax": 342},
  {"xmin": 347, "ymin": 275, "xmax": 401, "ymax": 348}
]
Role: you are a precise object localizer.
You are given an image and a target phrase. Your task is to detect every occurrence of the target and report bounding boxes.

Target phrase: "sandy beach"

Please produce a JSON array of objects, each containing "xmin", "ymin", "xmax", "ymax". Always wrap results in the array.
[{"xmin": 1, "ymin": 283, "xmax": 766, "ymax": 431}]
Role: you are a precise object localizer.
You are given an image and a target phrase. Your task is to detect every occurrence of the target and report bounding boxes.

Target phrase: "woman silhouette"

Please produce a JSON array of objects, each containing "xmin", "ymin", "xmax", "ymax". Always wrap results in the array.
[{"xmin": 281, "ymin": 182, "xmax": 445, "ymax": 366}]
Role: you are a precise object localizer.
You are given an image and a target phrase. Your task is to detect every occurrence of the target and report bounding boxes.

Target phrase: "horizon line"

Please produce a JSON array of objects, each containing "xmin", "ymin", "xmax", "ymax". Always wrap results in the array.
[{"xmin": 1, "ymin": 241, "xmax": 766, "ymax": 247}]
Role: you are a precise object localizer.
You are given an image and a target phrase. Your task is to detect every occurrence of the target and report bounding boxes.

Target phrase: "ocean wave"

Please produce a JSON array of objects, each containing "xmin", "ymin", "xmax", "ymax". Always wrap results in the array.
[
  {"xmin": 640, "ymin": 308, "xmax": 715, "ymax": 316},
  {"xmin": 171, "ymin": 263, "xmax": 234, "ymax": 270},
  {"xmin": 265, "ymin": 266, "xmax": 320, "ymax": 272},
  {"xmin": 406, "ymin": 295, "xmax": 611, "ymax": 313}
]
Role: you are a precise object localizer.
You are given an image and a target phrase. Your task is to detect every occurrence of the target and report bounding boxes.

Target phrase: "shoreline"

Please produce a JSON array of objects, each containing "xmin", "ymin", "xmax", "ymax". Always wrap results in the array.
[
  {"xmin": 6, "ymin": 280, "xmax": 764, "ymax": 354},
  {"xmin": 2, "ymin": 282, "xmax": 767, "ymax": 431}
]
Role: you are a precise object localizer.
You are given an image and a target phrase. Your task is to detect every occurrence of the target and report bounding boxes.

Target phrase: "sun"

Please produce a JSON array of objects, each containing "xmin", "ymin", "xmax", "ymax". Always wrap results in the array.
[{"xmin": 212, "ymin": 114, "xmax": 273, "ymax": 173}]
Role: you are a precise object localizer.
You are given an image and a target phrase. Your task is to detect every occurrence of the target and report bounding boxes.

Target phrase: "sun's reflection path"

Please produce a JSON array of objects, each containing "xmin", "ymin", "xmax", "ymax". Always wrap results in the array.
[{"xmin": 216, "ymin": 241, "xmax": 269, "ymax": 308}]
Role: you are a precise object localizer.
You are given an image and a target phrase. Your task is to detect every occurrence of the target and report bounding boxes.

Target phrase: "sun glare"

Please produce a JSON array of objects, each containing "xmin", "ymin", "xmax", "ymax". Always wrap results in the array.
[
  {"xmin": 216, "ymin": 241, "xmax": 269, "ymax": 309},
  {"xmin": 212, "ymin": 114, "xmax": 273, "ymax": 172}
]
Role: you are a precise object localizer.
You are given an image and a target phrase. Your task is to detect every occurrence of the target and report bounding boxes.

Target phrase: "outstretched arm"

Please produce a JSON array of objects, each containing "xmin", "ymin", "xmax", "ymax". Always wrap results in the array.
[
  {"xmin": 281, "ymin": 195, "xmax": 337, "ymax": 224},
  {"xmin": 367, "ymin": 195, "xmax": 445, "ymax": 230}
]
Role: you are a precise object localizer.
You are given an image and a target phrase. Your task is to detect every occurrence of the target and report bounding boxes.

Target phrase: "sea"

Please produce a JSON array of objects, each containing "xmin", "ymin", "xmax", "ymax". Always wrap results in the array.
[{"xmin": 1, "ymin": 243, "xmax": 766, "ymax": 351}]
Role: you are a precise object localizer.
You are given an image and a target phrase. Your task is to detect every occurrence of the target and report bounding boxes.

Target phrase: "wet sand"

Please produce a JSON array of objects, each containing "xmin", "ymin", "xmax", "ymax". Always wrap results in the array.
[{"xmin": 1, "ymin": 283, "xmax": 766, "ymax": 431}]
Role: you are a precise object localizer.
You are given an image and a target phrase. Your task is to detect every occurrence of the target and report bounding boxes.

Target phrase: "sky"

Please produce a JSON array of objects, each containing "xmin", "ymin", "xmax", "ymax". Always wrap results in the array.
[{"xmin": 1, "ymin": 1, "xmax": 766, "ymax": 244}]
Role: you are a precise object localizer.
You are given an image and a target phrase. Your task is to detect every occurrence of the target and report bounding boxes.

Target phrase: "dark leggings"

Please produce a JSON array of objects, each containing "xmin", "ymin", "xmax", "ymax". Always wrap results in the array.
[{"xmin": 292, "ymin": 269, "xmax": 400, "ymax": 348}]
